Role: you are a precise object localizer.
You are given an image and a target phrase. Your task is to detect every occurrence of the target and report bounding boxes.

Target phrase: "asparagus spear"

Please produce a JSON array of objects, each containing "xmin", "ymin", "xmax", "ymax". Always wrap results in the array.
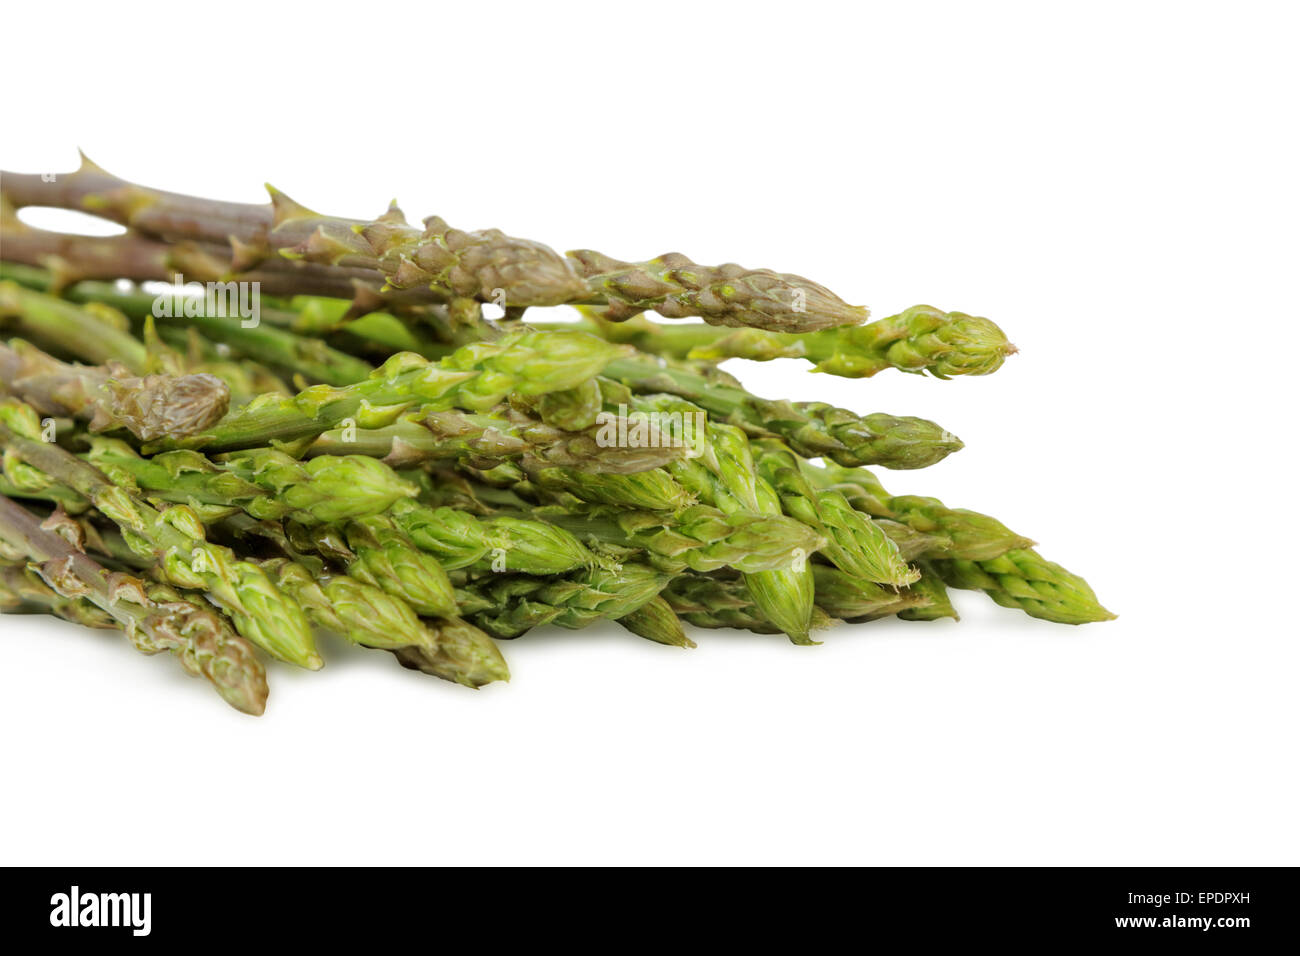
[
  {"xmin": 411, "ymin": 467, "xmax": 816, "ymax": 575},
  {"xmin": 86, "ymin": 438, "xmax": 602, "ymax": 577},
  {"xmin": 388, "ymin": 498, "xmax": 598, "ymax": 575},
  {"xmin": 616, "ymin": 596, "xmax": 695, "ymax": 648},
  {"xmin": 460, "ymin": 564, "xmax": 671, "ymax": 639},
  {"xmin": 0, "ymin": 274, "xmax": 375, "ymax": 387},
  {"xmin": 601, "ymin": 353, "xmax": 963, "ymax": 469},
  {"xmin": 517, "ymin": 462, "xmax": 697, "ymax": 511},
  {"xmin": 144, "ymin": 330, "xmax": 631, "ymax": 453},
  {"xmin": 807, "ymin": 464, "xmax": 1110, "ymax": 623},
  {"xmin": 933, "ymin": 549, "xmax": 1115, "ymax": 625},
  {"xmin": 0, "ymin": 208, "xmax": 437, "ymax": 314},
  {"xmin": 85, "ymin": 439, "xmax": 417, "ymax": 524},
  {"xmin": 390, "ymin": 624, "xmax": 512, "ymax": 690},
  {"xmin": 0, "ymin": 559, "xmax": 116, "ymax": 630},
  {"xmin": 564, "ymin": 304, "xmax": 1015, "ymax": 378},
  {"xmin": 334, "ymin": 515, "xmax": 459, "ymax": 618},
  {"xmin": 0, "ymin": 259, "xmax": 456, "ymax": 363},
  {"xmin": 258, "ymin": 557, "xmax": 508, "ymax": 687},
  {"xmin": 531, "ymin": 501, "xmax": 825, "ymax": 574},
  {"xmin": 306, "ymin": 405, "xmax": 684, "ymax": 474},
  {"xmin": 665, "ymin": 567, "xmax": 925, "ymax": 630},
  {"xmin": 662, "ymin": 573, "xmax": 833, "ymax": 635},
  {"xmin": 3, "ymin": 156, "xmax": 869, "ymax": 332},
  {"xmin": 896, "ymin": 563, "xmax": 960, "ymax": 621},
  {"xmin": 0, "ymin": 278, "xmax": 151, "ymax": 370},
  {"xmin": 810, "ymin": 565, "xmax": 933, "ymax": 622},
  {"xmin": 0, "ymin": 475, "xmax": 91, "ymax": 514},
  {"xmin": 752, "ymin": 439, "xmax": 918, "ymax": 586},
  {"xmin": 0, "ymin": 270, "xmax": 297, "ymax": 405},
  {"xmin": 0, "ymin": 497, "xmax": 268, "ymax": 714},
  {"xmin": 806, "ymin": 462, "xmax": 1035, "ymax": 561},
  {"xmin": 1, "ymin": 339, "xmax": 230, "ymax": 441},
  {"xmin": 0, "ymin": 400, "xmax": 319, "ymax": 668},
  {"xmin": 641, "ymin": 396, "xmax": 818, "ymax": 644}
]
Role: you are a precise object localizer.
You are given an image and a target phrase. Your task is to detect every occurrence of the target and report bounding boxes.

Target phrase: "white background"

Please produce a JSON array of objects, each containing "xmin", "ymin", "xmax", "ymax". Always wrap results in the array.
[{"xmin": 1, "ymin": 1, "xmax": 1296, "ymax": 865}]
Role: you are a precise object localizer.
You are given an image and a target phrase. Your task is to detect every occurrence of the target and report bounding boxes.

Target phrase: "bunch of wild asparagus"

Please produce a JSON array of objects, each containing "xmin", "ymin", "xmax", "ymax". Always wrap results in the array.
[{"xmin": 0, "ymin": 156, "xmax": 1112, "ymax": 715}]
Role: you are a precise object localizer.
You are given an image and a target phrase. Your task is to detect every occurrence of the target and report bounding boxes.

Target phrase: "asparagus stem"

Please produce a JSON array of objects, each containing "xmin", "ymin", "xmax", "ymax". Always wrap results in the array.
[
  {"xmin": 0, "ymin": 557, "xmax": 116, "ymax": 629},
  {"xmin": 601, "ymin": 353, "xmax": 963, "ymax": 469},
  {"xmin": 634, "ymin": 395, "xmax": 819, "ymax": 644},
  {"xmin": 257, "ymin": 557, "xmax": 509, "ymax": 686},
  {"xmin": 933, "ymin": 549, "xmax": 1115, "ymax": 625},
  {"xmin": 0, "ymin": 278, "xmax": 150, "ymax": 370},
  {"xmin": 389, "ymin": 498, "xmax": 598, "ymax": 575},
  {"xmin": 897, "ymin": 563, "xmax": 960, "ymax": 621},
  {"xmin": 0, "ymin": 271, "xmax": 374, "ymax": 387},
  {"xmin": 306, "ymin": 405, "xmax": 684, "ymax": 474},
  {"xmin": 806, "ymin": 461, "xmax": 1035, "ymax": 561},
  {"xmin": 753, "ymin": 439, "xmax": 918, "ymax": 586},
  {"xmin": 0, "ymin": 497, "xmax": 268, "ymax": 714},
  {"xmin": 460, "ymin": 564, "xmax": 671, "ymax": 639},
  {"xmin": 143, "ymin": 330, "xmax": 631, "ymax": 454},
  {"xmin": 3, "ymin": 155, "xmax": 870, "ymax": 332},
  {"xmin": 554, "ymin": 304, "xmax": 1015, "ymax": 378},
  {"xmin": 1, "ymin": 339, "xmax": 230, "ymax": 441},
  {"xmin": 616, "ymin": 596, "xmax": 695, "ymax": 648},
  {"xmin": 0, "ymin": 259, "xmax": 453, "ymax": 361},
  {"xmin": 0, "ymin": 209, "xmax": 435, "ymax": 311},
  {"xmin": 531, "ymin": 501, "xmax": 825, "ymax": 575},
  {"xmin": 85, "ymin": 438, "xmax": 417, "ymax": 525},
  {"xmin": 0, "ymin": 400, "xmax": 319, "ymax": 667}
]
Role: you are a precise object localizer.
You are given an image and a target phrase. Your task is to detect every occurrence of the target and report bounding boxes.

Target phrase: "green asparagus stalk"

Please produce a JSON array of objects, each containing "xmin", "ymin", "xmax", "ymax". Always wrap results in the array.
[
  {"xmin": 662, "ymin": 573, "xmax": 834, "ymax": 635},
  {"xmin": 0, "ymin": 258, "xmax": 456, "ymax": 366},
  {"xmin": 752, "ymin": 439, "xmax": 918, "ymax": 586},
  {"xmin": 1, "ymin": 339, "xmax": 230, "ymax": 441},
  {"xmin": 3, "ymin": 156, "xmax": 871, "ymax": 332},
  {"xmin": 517, "ymin": 462, "xmax": 697, "ymax": 511},
  {"xmin": 616, "ymin": 596, "xmax": 695, "ymax": 648},
  {"xmin": 567, "ymin": 304, "xmax": 1014, "ymax": 378},
  {"xmin": 807, "ymin": 465, "xmax": 1109, "ymax": 623},
  {"xmin": 810, "ymin": 565, "xmax": 933, "ymax": 622},
  {"xmin": 80, "ymin": 513, "xmax": 507, "ymax": 670},
  {"xmin": 334, "ymin": 515, "xmax": 459, "ymax": 618},
  {"xmin": 306, "ymin": 405, "xmax": 684, "ymax": 474},
  {"xmin": 0, "ymin": 272, "xmax": 374, "ymax": 387},
  {"xmin": 0, "ymin": 559, "xmax": 116, "ymax": 629},
  {"xmin": 416, "ymin": 468, "xmax": 806, "ymax": 574},
  {"xmin": 0, "ymin": 497, "xmax": 268, "ymax": 715},
  {"xmin": 453, "ymin": 457, "xmax": 698, "ymax": 512},
  {"xmin": 390, "ymin": 621, "xmax": 513, "ymax": 689},
  {"xmin": 807, "ymin": 462, "xmax": 1035, "ymax": 561},
  {"xmin": 665, "ymin": 567, "xmax": 925, "ymax": 629},
  {"xmin": 0, "ymin": 278, "xmax": 150, "ymax": 370},
  {"xmin": 139, "ymin": 320, "xmax": 294, "ymax": 405},
  {"xmin": 388, "ymin": 498, "xmax": 597, "ymax": 575},
  {"xmin": 639, "ymin": 396, "xmax": 818, "ymax": 644},
  {"xmin": 0, "ymin": 474, "xmax": 92, "ymax": 514},
  {"xmin": 530, "ymin": 501, "xmax": 825, "ymax": 575},
  {"xmin": 479, "ymin": 398, "xmax": 820, "ymax": 638},
  {"xmin": 933, "ymin": 549, "xmax": 1115, "ymax": 625},
  {"xmin": 897, "ymin": 563, "xmax": 960, "ymax": 621},
  {"xmin": 145, "ymin": 330, "xmax": 631, "ymax": 453},
  {"xmin": 0, "ymin": 401, "xmax": 319, "ymax": 668},
  {"xmin": 1, "ymin": 270, "xmax": 292, "ymax": 408},
  {"xmin": 601, "ymin": 353, "xmax": 963, "ymax": 469},
  {"xmin": 461, "ymin": 564, "xmax": 671, "ymax": 639},
  {"xmin": 257, "ymin": 556, "xmax": 509, "ymax": 686},
  {"xmin": 85, "ymin": 438, "xmax": 602, "ymax": 577},
  {"xmin": 84, "ymin": 439, "xmax": 417, "ymax": 525}
]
